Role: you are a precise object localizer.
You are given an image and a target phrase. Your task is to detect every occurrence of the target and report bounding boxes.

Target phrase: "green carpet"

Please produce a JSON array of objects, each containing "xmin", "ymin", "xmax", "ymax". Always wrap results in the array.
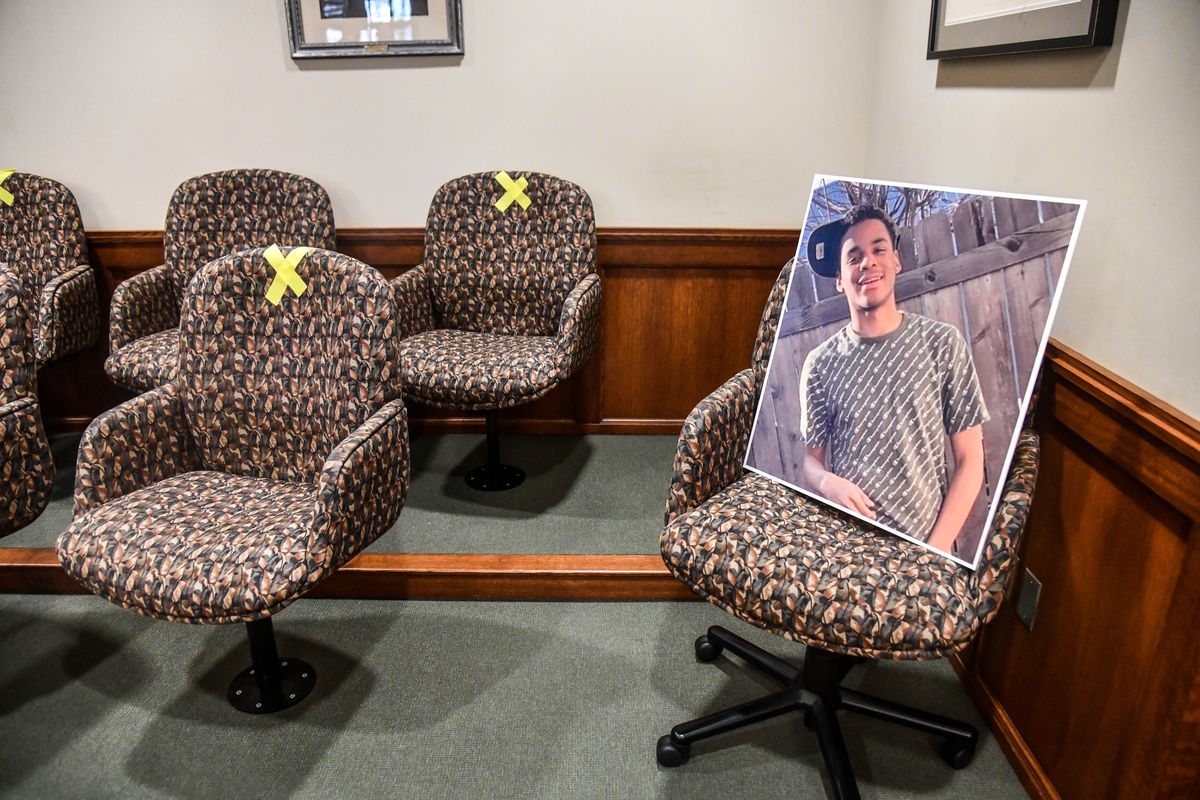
[
  {"xmin": 0, "ymin": 595, "xmax": 1027, "ymax": 800},
  {"xmin": 0, "ymin": 433, "xmax": 678, "ymax": 555}
]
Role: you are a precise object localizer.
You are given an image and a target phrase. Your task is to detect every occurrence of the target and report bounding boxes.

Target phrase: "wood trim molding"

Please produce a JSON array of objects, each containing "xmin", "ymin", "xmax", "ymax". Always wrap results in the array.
[
  {"xmin": 85, "ymin": 226, "xmax": 800, "ymax": 271},
  {"xmin": 1044, "ymin": 343, "xmax": 1200, "ymax": 519},
  {"xmin": 1046, "ymin": 340, "xmax": 1200, "ymax": 465},
  {"xmin": 598, "ymin": 227, "xmax": 799, "ymax": 268},
  {"xmin": 0, "ymin": 549, "xmax": 695, "ymax": 601},
  {"xmin": 44, "ymin": 415, "xmax": 688, "ymax": 437},
  {"xmin": 950, "ymin": 653, "xmax": 1060, "ymax": 800}
]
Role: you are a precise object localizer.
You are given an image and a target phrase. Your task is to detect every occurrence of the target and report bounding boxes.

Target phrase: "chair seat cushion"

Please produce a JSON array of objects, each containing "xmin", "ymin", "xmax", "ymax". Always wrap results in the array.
[
  {"xmin": 661, "ymin": 473, "xmax": 983, "ymax": 660},
  {"xmin": 398, "ymin": 329, "xmax": 564, "ymax": 410},
  {"xmin": 105, "ymin": 330, "xmax": 178, "ymax": 393},
  {"xmin": 57, "ymin": 471, "xmax": 319, "ymax": 624}
]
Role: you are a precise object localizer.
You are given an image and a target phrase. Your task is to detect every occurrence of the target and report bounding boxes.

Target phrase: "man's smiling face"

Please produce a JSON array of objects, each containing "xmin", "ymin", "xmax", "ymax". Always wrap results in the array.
[{"xmin": 836, "ymin": 218, "xmax": 902, "ymax": 312}]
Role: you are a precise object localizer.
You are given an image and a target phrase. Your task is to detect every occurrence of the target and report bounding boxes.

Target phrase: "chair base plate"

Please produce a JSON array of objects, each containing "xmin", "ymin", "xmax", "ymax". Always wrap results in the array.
[
  {"xmin": 227, "ymin": 657, "xmax": 316, "ymax": 714},
  {"xmin": 465, "ymin": 463, "xmax": 525, "ymax": 492}
]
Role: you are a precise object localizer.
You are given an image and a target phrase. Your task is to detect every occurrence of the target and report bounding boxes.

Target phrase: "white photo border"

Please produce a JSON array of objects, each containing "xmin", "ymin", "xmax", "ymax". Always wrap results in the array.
[{"xmin": 743, "ymin": 173, "xmax": 1086, "ymax": 570}]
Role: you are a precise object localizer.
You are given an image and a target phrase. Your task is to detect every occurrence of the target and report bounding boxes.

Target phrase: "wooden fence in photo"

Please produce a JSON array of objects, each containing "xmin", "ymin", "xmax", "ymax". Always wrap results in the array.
[{"xmin": 748, "ymin": 197, "xmax": 1078, "ymax": 559}]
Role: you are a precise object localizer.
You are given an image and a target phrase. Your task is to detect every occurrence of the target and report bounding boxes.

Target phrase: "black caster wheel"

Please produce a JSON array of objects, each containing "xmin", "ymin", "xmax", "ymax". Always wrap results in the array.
[
  {"xmin": 657, "ymin": 734, "xmax": 691, "ymax": 767},
  {"xmin": 939, "ymin": 737, "xmax": 976, "ymax": 769},
  {"xmin": 694, "ymin": 634, "xmax": 723, "ymax": 662}
]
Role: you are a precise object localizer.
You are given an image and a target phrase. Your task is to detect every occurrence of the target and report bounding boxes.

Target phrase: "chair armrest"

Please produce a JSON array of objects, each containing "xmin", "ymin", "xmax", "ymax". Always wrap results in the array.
[
  {"xmin": 0, "ymin": 396, "xmax": 54, "ymax": 537},
  {"xmin": 967, "ymin": 429, "xmax": 1041, "ymax": 612},
  {"xmin": 391, "ymin": 265, "xmax": 435, "ymax": 340},
  {"xmin": 36, "ymin": 263, "xmax": 100, "ymax": 363},
  {"xmin": 0, "ymin": 264, "xmax": 34, "ymax": 397},
  {"xmin": 109, "ymin": 264, "xmax": 180, "ymax": 351},
  {"xmin": 74, "ymin": 382, "xmax": 200, "ymax": 516},
  {"xmin": 313, "ymin": 398, "xmax": 410, "ymax": 573},
  {"xmin": 665, "ymin": 368, "xmax": 759, "ymax": 525},
  {"xmin": 554, "ymin": 273, "xmax": 601, "ymax": 378}
]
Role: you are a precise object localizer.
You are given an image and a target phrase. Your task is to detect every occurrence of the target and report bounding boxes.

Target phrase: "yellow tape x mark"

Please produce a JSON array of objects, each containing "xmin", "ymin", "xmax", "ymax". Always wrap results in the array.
[
  {"xmin": 494, "ymin": 171, "xmax": 531, "ymax": 213},
  {"xmin": 0, "ymin": 170, "xmax": 15, "ymax": 207},
  {"xmin": 263, "ymin": 244, "xmax": 314, "ymax": 306}
]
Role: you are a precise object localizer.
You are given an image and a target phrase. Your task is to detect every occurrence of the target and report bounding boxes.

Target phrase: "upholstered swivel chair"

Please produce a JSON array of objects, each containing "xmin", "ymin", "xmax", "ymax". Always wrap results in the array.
[
  {"xmin": 0, "ymin": 172, "xmax": 100, "ymax": 365},
  {"xmin": 655, "ymin": 262, "xmax": 1040, "ymax": 799},
  {"xmin": 59, "ymin": 247, "xmax": 409, "ymax": 713},
  {"xmin": 392, "ymin": 171, "xmax": 600, "ymax": 491},
  {"xmin": 105, "ymin": 169, "xmax": 336, "ymax": 392},
  {"xmin": 0, "ymin": 265, "xmax": 54, "ymax": 537}
]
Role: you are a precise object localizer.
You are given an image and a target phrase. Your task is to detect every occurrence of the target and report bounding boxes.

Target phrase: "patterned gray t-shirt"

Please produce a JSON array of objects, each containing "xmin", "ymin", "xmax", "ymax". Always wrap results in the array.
[{"xmin": 799, "ymin": 313, "xmax": 989, "ymax": 541}]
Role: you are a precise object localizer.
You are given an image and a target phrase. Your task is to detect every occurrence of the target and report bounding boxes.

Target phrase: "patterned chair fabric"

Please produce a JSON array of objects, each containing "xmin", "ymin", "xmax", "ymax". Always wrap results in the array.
[
  {"xmin": 394, "ymin": 171, "xmax": 601, "ymax": 410},
  {"xmin": 59, "ymin": 248, "xmax": 408, "ymax": 623},
  {"xmin": 0, "ymin": 265, "xmax": 54, "ymax": 536},
  {"xmin": 661, "ymin": 261, "xmax": 1041, "ymax": 661},
  {"xmin": 0, "ymin": 172, "xmax": 100, "ymax": 365},
  {"xmin": 105, "ymin": 169, "xmax": 336, "ymax": 392}
]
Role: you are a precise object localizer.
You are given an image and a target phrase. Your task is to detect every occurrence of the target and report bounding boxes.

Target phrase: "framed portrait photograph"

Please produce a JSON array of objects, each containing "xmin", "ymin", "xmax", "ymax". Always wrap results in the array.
[
  {"xmin": 745, "ymin": 175, "xmax": 1085, "ymax": 569},
  {"xmin": 285, "ymin": 0, "xmax": 464, "ymax": 59},
  {"xmin": 927, "ymin": 0, "xmax": 1119, "ymax": 59}
]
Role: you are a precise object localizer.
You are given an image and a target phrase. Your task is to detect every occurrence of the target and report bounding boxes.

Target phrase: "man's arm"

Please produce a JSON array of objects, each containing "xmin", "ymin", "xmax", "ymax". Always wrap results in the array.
[
  {"xmin": 926, "ymin": 425, "xmax": 985, "ymax": 552},
  {"xmin": 802, "ymin": 444, "xmax": 876, "ymax": 520}
]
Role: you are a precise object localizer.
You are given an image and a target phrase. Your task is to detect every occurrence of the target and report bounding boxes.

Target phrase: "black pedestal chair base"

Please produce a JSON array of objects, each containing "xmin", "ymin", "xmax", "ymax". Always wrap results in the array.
[
  {"xmin": 466, "ymin": 410, "xmax": 525, "ymax": 492},
  {"xmin": 227, "ymin": 617, "xmax": 317, "ymax": 714},
  {"xmin": 657, "ymin": 625, "xmax": 978, "ymax": 800},
  {"xmin": 465, "ymin": 463, "xmax": 525, "ymax": 492}
]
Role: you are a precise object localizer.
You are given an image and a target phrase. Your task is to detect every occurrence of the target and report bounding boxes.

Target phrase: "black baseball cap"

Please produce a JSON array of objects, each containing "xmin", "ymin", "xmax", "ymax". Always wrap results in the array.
[{"xmin": 805, "ymin": 218, "xmax": 850, "ymax": 278}]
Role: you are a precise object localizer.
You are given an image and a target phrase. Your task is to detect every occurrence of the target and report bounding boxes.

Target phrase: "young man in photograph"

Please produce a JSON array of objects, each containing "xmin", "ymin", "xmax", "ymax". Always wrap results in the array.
[{"xmin": 798, "ymin": 204, "xmax": 989, "ymax": 553}]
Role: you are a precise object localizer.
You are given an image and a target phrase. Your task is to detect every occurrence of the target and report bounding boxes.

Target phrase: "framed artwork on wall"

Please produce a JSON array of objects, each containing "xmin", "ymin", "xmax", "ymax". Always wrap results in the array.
[
  {"xmin": 285, "ymin": 0, "xmax": 464, "ymax": 59},
  {"xmin": 927, "ymin": 0, "xmax": 1119, "ymax": 59}
]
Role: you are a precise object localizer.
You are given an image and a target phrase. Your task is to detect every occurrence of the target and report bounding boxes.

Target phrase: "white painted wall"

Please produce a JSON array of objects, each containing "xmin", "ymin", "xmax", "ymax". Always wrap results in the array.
[
  {"xmin": 3, "ymin": 1, "xmax": 1197, "ymax": 413},
  {"xmin": 0, "ymin": 0, "xmax": 878, "ymax": 229},
  {"xmin": 864, "ymin": 0, "xmax": 1200, "ymax": 418}
]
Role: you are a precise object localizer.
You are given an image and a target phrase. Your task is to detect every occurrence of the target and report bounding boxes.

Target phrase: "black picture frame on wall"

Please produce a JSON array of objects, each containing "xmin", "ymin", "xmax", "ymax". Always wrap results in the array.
[
  {"xmin": 285, "ymin": 0, "xmax": 464, "ymax": 59},
  {"xmin": 928, "ymin": 0, "xmax": 1118, "ymax": 59}
]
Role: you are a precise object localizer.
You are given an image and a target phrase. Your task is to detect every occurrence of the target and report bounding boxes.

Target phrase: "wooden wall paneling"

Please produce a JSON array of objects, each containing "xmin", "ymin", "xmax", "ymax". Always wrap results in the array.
[
  {"xmin": 1142, "ymin": 523, "xmax": 1200, "ymax": 799},
  {"xmin": 595, "ymin": 229, "xmax": 793, "ymax": 425},
  {"xmin": 42, "ymin": 227, "xmax": 795, "ymax": 434},
  {"xmin": 982, "ymin": 414, "xmax": 1187, "ymax": 798},
  {"xmin": 335, "ymin": 227, "xmax": 424, "ymax": 276},
  {"xmin": 598, "ymin": 264, "xmax": 775, "ymax": 422},
  {"xmin": 957, "ymin": 343, "xmax": 1200, "ymax": 800}
]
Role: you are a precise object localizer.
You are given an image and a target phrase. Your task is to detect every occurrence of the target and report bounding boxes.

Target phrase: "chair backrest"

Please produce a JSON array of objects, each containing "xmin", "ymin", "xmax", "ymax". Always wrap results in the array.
[
  {"xmin": 423, "ymin": 171, "xmax": 596, "ymax": 336},
  {"xmin": 0, "ymin": 264, "xmax": 35, "ymax": 402},
  {"xmin": 178, "ymin": 247, "xmax": 397, "ymax": 483},
  {"xmin": 0, "ymin": 172, "xmax": 88, "ymax": 338},
  {"xmin": 164, "ymin": 169, "xmax": 336, "ymax": 294},
  {"xmin": 751, "ymin": 259, "xmax": 794, "ymax": 386}
]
